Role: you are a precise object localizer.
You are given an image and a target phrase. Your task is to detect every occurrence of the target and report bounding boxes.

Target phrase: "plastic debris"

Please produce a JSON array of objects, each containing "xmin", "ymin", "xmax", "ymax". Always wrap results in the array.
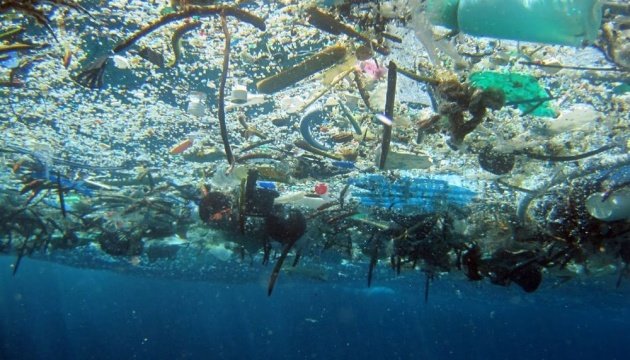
[
  {"xmin": 0, "ymin": 51, "xmax": 19, "ymax": 69},
  {"xmin": 187, "ymin": 91, "xmax": 207, "ymax": 117},
  {"xmin": 427, "ymin": 0, "xmax": 602, "ymax": 46},
  {"xmin": 314, "ymin": 183, "xmax": 328, "ymax": 195},
  {"xmin": 469, "ymin": 71, "xmax": 555, "ymax": 117},
  {"xmin": 257, "ymin": 181, "xmax": 277, "ymax": 190},
  {"xmin": 375, "ymin": 151, "xmax": 432, "ymax": 170},
  {"xmin": 586, "ymin": 189, "xmax": 630, "ymax": 222},
  {"xmin": 256, "ymin": 44, "xmax": 347, "ymax": 94},
  {"xmin": 349, "ymin": 175, "xmax": 476, "ymax": 212}
]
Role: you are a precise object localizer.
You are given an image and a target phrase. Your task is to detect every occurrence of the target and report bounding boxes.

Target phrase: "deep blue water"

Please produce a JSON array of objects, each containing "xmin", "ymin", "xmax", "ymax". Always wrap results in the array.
[{"xmin": 1, "ymin": 256, "xmax": 629, "ymax": 360}]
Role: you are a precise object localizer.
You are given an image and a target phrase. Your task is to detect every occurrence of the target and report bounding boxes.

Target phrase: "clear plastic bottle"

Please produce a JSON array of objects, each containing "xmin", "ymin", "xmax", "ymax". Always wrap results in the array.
[{"xmin": 427, "ymin": 0, "xmax": 602, "ymax": 46}]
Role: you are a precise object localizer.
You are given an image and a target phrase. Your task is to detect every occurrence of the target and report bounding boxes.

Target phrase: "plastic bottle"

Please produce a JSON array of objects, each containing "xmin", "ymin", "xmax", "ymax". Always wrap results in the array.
[
  {"xmin": 427, "ymin": 0, "xmax": 602, "ymax": 46},
  {"xmin": 585, "ymin": 189, "xmax": 630, "ymax": 222}
]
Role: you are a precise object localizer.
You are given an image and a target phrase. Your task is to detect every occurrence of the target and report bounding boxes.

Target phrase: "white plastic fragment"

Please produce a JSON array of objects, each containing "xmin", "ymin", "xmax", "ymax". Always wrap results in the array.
[
  {"xmin": 112, "ymin": 55, "xmax": 130, "ymax": 69},
  {"xmin": 544, "ymin": 103, "xmax": 601, "ymax": 135}
]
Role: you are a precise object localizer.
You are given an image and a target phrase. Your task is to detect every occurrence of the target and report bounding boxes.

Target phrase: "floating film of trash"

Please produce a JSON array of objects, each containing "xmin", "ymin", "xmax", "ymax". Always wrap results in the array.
[{"xmin": 1, "ymin": 0, "xmax": 629, "ymax": 301}]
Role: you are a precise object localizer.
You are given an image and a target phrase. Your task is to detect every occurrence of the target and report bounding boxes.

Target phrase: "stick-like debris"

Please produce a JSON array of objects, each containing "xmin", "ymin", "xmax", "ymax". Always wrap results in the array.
[
  {"xmin": 353, "ymin": 69, "xmax": 373, "ymax": 111},
  {"xmin": 256, "ymin": 45, "xmax": 347, "ymax": 94},
  {"xmin": 378, "ymin": 61, "xmax": 397, "ymax": 170},
  {"xmin": 56, "ymin": 172, "xmax": 66, "ymax": 218},
  {"xmin": 218, "ymin": 13, "xmax": 235, "ymax": 166},
  {"xmin": 306, "ymin": 7, "xmax": 389, "ymax": 55},
  {"xmin": 239, "ymin": 139, "xmax": 274, "ymax": 154},
  {"xmin": 519, "ymin": 61, "xmax": 624, "ymax": 72},
  {"xmin": 294, "ymin": 140, "xmax": 342, "ymax": 161},
  {"xmin": 518, "ymin": 144, "xmax": 615, "ymax": 162}
]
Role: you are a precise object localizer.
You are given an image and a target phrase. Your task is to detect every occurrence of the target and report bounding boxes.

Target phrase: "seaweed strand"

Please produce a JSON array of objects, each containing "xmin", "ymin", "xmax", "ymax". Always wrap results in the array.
[
  {"xmin": 519, "ymin": 61, "xmax": 623, "ymax": 72},
  {"xmin": 395, "ymin": 65, "xmax": 440, "ymax": 85},
  {"xmin": 113, "ymin": 5, "xmax": 266, "ymax": 53},
  {"xmin": 519, "ymin": 144, "xmax": 615, "ymax": 162},
  {"xmin": 168, "ymin": 21, "xmax": 202, "ymax": 67},
  {"xmin": 218, "ymin": 12, "xmax": 235, "ymax": 166},
  {"xmin": 267, "ymin": 240, "xmax": 297, "ymax": 296},
  {"xmin": 306, "ymin": 7, "xmax": 389, "ymax": 55},
  {"xmin": 294, "ymin": 140, "xmax": 342, "ymax": 161},
  {"xmin": 239, "ymin": 139, "xmax": 274, "ymax": 154}
]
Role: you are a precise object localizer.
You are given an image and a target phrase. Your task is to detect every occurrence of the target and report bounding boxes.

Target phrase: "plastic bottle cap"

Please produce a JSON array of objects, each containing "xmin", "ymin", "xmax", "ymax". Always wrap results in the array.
[
  {"xmin": 314, "ymin": 183, "xmax": 328, "ymax": 195},
  {"xmin": 231, "ymin": 85, "xmax": 248, "ymax": 104}
]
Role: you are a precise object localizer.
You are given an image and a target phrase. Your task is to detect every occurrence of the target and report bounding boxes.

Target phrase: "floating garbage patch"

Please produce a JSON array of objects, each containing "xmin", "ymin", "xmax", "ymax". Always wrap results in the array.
[{"xmin": 1, "ymin": 0, "xmax": 630, "ymax": 297}]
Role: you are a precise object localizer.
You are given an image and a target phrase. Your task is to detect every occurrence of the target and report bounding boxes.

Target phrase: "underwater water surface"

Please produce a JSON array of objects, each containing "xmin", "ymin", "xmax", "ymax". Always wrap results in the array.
[{"xmin": 1, "ymin": 256, "xmax": 629, "ymax": 360}]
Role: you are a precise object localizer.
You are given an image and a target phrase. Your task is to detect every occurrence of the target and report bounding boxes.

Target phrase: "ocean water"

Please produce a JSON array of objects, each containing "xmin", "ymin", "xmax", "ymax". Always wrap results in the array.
[
  {"xmin": 2, "ymin": 1, "xmax": 630, "ymax": 359},
  {"xmin": 2, "ymin": 255, "xmax": 629, "ymax": 360}
]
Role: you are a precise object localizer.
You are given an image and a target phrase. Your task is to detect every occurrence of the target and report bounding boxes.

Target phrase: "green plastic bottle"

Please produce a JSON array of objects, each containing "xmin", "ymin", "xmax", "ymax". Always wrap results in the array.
[{"xmin": 427, "ymin": 0, "xmax": 602, "ymax": 46}]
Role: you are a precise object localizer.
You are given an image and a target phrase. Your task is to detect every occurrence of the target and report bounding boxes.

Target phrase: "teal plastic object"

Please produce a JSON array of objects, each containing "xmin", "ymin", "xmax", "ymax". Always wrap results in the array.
[
  {"xmin": 427, "ymin": 0, "xmax": 602, "ymax": 46},
  {"xmin": 469, "ymin": 71, "xmax": 555, "ymax": 117}
]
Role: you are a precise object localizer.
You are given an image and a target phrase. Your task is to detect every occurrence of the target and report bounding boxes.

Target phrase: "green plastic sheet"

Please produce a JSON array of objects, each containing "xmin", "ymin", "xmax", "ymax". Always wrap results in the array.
[{"xmin": 469, "ymin": 71, "xmax": 555, "ymax": 117}]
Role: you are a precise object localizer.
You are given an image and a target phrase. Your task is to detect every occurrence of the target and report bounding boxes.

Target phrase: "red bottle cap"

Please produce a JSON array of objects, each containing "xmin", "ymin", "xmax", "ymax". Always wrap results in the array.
[{"xmin": 314, "ymin": 183, "xmax": 328, "ymax": 195}]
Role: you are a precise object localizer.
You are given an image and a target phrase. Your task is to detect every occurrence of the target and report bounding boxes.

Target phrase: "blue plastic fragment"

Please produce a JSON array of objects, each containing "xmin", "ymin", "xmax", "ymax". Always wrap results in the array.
[
  {"xmin": 32, "ymin": 172, "xmax": 94, "ymax": 196},
  {"xmin": 348, "ymin": 174, "xmax": 476, "ymax": 211},
  {"xmin": 603, "ymin": 165, "xmax": 630, "ymax": 187},
  {"xmin": 331, "ymin": 161, "xmax": 356, "ymax": 169},
  {"xmin": 0, "ymin": 51, "xmax": 19, "ymax": 69},
  {"xmin": 599, "ymin": 164, "xmax": 630, "ymax": 196},
  {"xmin": 256, "ymin": 181, "xmax": 277, "ymax": 190}
]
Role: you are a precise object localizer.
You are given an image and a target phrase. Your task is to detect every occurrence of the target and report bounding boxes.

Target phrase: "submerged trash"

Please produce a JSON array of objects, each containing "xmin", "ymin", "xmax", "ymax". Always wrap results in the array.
[
  {"xmin": 169, "ymin": 138, "xmax": 194, "ymax": 155},
  {"xmin": 468, "ymin": 71, "xmax": 554, "ymax": 117},
  {"xmin": 187, "ymin": 91, "xmax": 207, "ymax": 117},
  {"xmin": 256, "ymin": 44, "xmax": 347, "ymax": 94},
  {"xmin": 349, "ymin": 175, "xmax": 476, "ymax": 212},
  {"xmin": 586, "ymin": 189, "xmax": 630, "ymax": 222},
  {"xmin": 478, "ymin": 146, "xmax": 515, "ymax": 175},
  {"xmin": 0, "ymin": 51, "xmax": 19, "ymax": 69},
  {"xmin": 375, "ymin": 150, "xmax": 432, "ymax": 170},
  {"xmin": 265, "ymin": 206, "xmax": 307, "ymax": 296},
  {"xmin": 300, "ymin": 106, "xmax": 333, "ymax": 151},
  {"xmin": 426, "ymin": 0, "xmax": 602, "ymax": 46}
]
